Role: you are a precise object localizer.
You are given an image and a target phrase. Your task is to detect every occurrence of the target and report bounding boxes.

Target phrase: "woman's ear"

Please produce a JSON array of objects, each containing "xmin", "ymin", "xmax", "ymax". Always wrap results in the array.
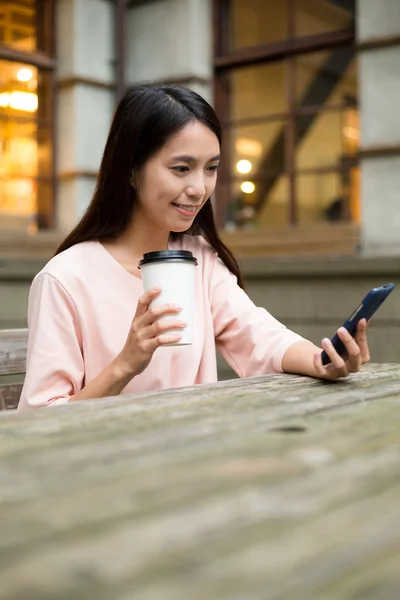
[{"xmin": 130, "ymin": 171, "xmax": 136, "ymax": 189}]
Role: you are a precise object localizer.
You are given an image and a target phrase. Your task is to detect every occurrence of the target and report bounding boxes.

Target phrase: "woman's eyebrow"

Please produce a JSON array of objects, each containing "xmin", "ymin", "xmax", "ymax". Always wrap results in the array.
[
  {"xmin": 171, "ymin": 155, "xmax": 195, "ymax": 163},
  {"xmin": 171, "ymin": 154, "xmax": 220, "ymax": 163}
]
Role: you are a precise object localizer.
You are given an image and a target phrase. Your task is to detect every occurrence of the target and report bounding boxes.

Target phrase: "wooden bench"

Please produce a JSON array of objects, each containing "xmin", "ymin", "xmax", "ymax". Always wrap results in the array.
[{"xmin": 0, "ymin": 329, "xmax": 27, "ymax": 410}]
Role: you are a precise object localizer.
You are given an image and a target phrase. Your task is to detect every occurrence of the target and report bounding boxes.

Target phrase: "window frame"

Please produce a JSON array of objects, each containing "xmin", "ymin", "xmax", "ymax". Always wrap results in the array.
[
  {"xmin": 213, "ymin": 0, "xmax": 356, "ymax": 229},
  {"xmin": 0, "ymin": 0, "xmax": 56, "ymax": 230}
]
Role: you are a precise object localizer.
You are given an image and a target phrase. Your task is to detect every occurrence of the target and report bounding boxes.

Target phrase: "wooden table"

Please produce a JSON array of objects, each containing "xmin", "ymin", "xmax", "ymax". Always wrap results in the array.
[{"xmin": 1, "ymin": 364, "xmax": 400, "ymax": 600}]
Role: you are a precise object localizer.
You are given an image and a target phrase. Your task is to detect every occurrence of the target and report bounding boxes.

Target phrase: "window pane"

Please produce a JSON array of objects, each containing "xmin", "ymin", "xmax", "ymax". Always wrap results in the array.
[
  {"xmin": 295, "ymin": 111, "xmax": 345, "ymax": 170},
  {"xmin": 0, "ymin": 179, "xmax": 52, "ymax": 231},
  {"xmin": 224, "ymin": 175, "xmax": 289, "ymax": 230},
  {"xmin": 0, "ymin": 58, "xmax": 53, "ymax": 230},
  {"xmin": 295, "ymin": 0, "xmax": 354, "ymax": 38},
  {"xmin": 229, "ymin": 62, "xmax": 286, "ymax": 121},
  {"xmin": 258, "ymin": 174, "xmax": 289, "ymax": 228},
  {"xmin": 0, "ymin": 178, "xmax": 35, "ymax": 229},
  {"xmin": 225, "ymin": 120, "xmax": 288, "ymax": 230},
  {"xmin": 0, "ymin": 0, "xmax": 52, "ymax": 54},
  {"xmin": 295, "ymin": 51, "xmax": 357, "ymax": 109},
  {"xmin": 229, "ymin": 0, "xmax": 288, "ymax": 51},
  {"xmin": 295, "ymin": 105, "xmax": 359, "ymax": 224},
  {"xmin": 224, "ymin": 120, "xmax": 288, "ymax": 228},
  {"xmin": 231, "ymin": 120, "xmax": 288, "ymax": 180},
  {"xmin": 296, "ymin": 170, "xmax": 353, "ymax": 225},
  {"xmin": 225, "ymin": 180, "xmax": 258, "ymax": 230}
]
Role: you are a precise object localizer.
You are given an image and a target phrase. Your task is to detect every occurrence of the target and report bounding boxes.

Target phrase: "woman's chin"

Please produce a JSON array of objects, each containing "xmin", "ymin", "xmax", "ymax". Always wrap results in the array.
[{"xmin": 169, "ymin": 219, "xmax": 195, "ymax": 233}]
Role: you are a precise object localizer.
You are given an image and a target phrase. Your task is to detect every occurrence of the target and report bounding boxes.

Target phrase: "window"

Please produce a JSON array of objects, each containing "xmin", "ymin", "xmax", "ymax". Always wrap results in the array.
[
  {"xmin": 229, "ymin": 0, "xmax": 289, "ymax": 50},
  {"xmin": 214, "ymin": 0, "xmax": 358, "ymax": 231},
  {"xmin": 294, "ymin": 0, "xmax": 354, "ymax": 38},
  {"xmin": 0, "ymin": 1, "xmax": 54, "ymax": 232}
]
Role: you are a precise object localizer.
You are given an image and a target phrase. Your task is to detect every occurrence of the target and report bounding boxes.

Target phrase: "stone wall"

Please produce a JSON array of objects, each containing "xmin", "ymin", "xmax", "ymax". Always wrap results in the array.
[
  {"xmin": 56, "ymin": 0, "xmax": 116, "ymax": 231},
  {"xmin": 358, "ymin": 0, "xmax": 400, "ymax": 255},
  {"xmin": 2, "ymin": 254, "xmax": 400, "ymax": 380},
  {"xmin": 126, "ymin": 0, "xmax": 213, "ymax": 101},
  {"xmin": 219, "ymin": 253, "xmax": 400, "ymax": 378}
]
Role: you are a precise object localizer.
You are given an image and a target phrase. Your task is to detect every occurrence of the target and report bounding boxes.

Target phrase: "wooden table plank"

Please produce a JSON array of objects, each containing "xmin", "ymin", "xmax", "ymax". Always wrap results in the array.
[{"xmin": 0, "ymin": 364, "xmax": 400, "ymax": 600}]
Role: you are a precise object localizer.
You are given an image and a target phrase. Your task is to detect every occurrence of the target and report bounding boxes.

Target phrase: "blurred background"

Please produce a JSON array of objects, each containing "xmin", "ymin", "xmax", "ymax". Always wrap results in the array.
[{"xmin": 1, "ymin": 0, "xmax": 400, "ymax": 376}]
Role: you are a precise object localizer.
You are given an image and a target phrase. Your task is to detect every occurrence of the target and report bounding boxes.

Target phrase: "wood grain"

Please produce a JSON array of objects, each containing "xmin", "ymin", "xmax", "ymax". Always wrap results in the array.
[
  {"xmin": 0, "ymin": 363, "xmax": 399, "ymax": 600},
  {"xmin": 0, "ymin": 329, "xmax": 27, "ymax": 376}
]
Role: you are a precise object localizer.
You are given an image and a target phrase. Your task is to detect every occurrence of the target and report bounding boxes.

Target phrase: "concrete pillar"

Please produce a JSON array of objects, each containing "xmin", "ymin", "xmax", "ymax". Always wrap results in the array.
[
  {"xmin": 126, "ymin": 0, "xmax": 213, "ymax": 103},
  {"xmin": 55, "ymin": 0, "xmax": 116, "ymax": 231},
  {"xmin": 358, "ymin": 0, "xmax": 400, "ymax": 254}
]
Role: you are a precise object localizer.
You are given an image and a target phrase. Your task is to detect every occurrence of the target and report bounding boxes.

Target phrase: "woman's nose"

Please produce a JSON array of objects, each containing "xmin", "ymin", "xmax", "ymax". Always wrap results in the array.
[{"xmin": 186, "ymin": 174, "xmax": 206, "ymax": 198}]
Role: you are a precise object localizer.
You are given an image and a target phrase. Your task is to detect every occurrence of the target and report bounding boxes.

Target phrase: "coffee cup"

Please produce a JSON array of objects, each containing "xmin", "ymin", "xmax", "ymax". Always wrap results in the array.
[{"xmin": 138, "ymin": 249, "xmax": 198, "ymax": 346}]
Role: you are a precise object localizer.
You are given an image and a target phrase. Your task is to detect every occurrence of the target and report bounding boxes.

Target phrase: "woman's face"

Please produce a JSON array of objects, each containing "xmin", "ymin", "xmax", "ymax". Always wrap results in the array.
[{"xmin": 134, "ymin": 120, "xmax": 220, "ymax": 234}]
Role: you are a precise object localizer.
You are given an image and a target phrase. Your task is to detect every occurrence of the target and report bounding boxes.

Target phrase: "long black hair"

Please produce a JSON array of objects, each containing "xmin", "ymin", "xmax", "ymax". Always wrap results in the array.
[{"xmin": 55, "ymin": 83, "xmax": 244, "ymax": 288}]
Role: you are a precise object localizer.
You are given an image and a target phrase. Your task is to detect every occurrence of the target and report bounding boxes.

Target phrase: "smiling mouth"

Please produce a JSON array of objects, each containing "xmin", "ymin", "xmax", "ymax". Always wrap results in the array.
[{"xmin": 171, "ymin": 202, "xmax": 199, "ymax": 212}]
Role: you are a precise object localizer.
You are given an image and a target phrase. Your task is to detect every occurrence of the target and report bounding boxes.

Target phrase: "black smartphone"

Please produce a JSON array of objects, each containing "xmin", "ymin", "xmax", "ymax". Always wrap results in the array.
[{"xmin": 321, "ymin": 283, "xmax": 395, "ymax": 366}]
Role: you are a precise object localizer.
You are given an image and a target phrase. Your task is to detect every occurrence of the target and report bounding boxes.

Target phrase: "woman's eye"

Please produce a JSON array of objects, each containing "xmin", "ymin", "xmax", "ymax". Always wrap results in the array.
[
  {"xmin": 172, "ymin": 166, "xmax": 189, "ymax": 173},
  {"xmin": 208, "ymin": 164, "xmax": 220, "ymax": 172}
]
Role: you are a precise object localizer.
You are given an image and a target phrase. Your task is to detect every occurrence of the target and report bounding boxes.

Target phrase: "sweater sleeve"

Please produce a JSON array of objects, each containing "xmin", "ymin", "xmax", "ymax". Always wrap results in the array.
[
  {"xmin": 209, "ymin": 252, "xmax": 306, "ymax": 377},
  {"xmin": 18, "ymin": 273, "xmax": 84, "ymax": 409}
]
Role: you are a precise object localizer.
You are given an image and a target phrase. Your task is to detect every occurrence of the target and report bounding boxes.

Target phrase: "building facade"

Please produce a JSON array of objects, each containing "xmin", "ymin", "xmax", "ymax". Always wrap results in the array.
[
  {"xmin": 1, "ymin": 0, "xmax": 400, "ymax": 371},
  {"xmin": 1, "ymin": 0, "xmax": 399, "ymax": 250}
]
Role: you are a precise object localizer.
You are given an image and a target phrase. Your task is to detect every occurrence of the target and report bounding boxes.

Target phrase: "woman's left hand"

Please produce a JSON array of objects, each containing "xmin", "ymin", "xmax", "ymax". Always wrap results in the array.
[{"xmin": 313, "ymin": 318, "xmax": 370, "ymax": 381}]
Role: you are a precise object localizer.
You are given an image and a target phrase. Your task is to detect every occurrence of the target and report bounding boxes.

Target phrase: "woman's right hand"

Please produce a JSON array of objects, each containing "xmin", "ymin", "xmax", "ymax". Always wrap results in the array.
[{"xmin": 114, "ymin": 287, "xmax": 186, "ymax": 380}]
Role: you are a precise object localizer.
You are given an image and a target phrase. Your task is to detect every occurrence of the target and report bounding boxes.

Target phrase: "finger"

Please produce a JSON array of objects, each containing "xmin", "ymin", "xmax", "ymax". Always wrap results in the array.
[
  {"xmin": 337, "ymin": 327, "xmax": 361, "ymax": 373},
  {"xmin": 143, "ymin": 333, "xmax": 182, "ymax": 353},
  {"xmin": 313, "ymin": 351, "xmax": 331, "ymax": 379},
  {"xmin": 139, "ymin": 303, "xmax": 184, "ymax": 327},
  {"xmin": 355, "ymin": 319, "xmax": 370, "ymax": 363},
  {"xmin": 157, "ymin": 333, "xmax": 183, "ymax": 346},
  {"xmin": 313, "ymin": 351, "xmax": 340, "ymax": 381},
  {"xmin": 135, "ymin": 287, "xmax": 162, "ymax": 318},
  {"xmin": 321, "ymin": 337, "xmax": 349, "ymax": 377},
  {"xmin": 145, "ymin": 318, "xmax": 187, "ymax": 339}
]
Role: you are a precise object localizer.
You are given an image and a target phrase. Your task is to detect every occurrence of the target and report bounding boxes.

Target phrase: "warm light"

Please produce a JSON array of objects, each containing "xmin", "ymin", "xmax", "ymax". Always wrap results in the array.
[
  {"xmin": 241, "ymin": 181, "xmax": 255, "ymax": 194},
  {"xmin": 10, "ymin": 91, "xmax": 38, "ymax": 112},
  {"xmin": 235, "ymin": 138, "xmax": 262, "ymax": 157},
  {"xmin": 343, "ymin": 126, "xmax": 359, "ymax": 141},
  {"xmin": 236, "ymin": 159, "xmax": 252, "ymax": 174},
  {"xmin": 0, "ymin": 93, "xmax": 8, "ymax": 109},
  {"xmin": 0, "ymin": 91, "xmax": 38, "ymax": 113},
  {"xmin": 17, "ymin": 68, "xmax": 33, "ymax": 82}
]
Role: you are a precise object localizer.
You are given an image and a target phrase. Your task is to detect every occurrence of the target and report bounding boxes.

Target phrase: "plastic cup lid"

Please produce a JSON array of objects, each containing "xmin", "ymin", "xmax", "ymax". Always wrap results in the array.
[{"xmin": 138, "ymin": 249, "xmax": 198, "ymax": 268}]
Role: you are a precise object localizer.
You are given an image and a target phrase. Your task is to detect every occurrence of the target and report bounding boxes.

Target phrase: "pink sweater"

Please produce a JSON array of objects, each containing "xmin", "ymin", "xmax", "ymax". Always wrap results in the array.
[{"xmin": 18, "ymin": 235, "xmax": 304, "ymax": 410}]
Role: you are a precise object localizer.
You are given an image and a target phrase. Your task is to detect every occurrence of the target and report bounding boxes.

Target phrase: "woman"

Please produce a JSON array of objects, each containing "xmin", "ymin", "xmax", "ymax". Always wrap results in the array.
[{"xmin": 18, "ymin": 84, "xmax": 369, "ymax": 410}]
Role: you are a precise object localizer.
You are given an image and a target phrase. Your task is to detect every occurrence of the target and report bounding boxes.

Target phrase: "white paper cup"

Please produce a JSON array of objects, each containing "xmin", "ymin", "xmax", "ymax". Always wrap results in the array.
[{"xmin": 139, "ymin": 249, "xmax": 198, "ymax": 346}]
